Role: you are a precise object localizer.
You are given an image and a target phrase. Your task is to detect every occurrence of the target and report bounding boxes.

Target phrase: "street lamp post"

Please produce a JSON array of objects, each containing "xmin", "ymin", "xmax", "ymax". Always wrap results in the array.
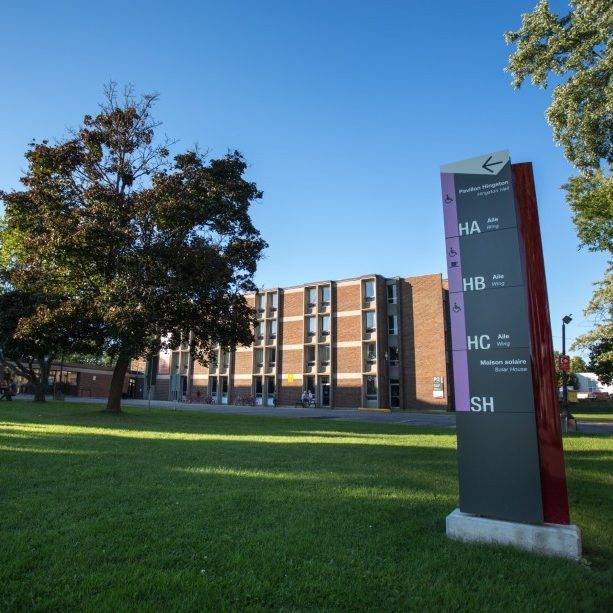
[{"xmin": 562, "ymin": 314, "xmax": 573, "ymax": 419}]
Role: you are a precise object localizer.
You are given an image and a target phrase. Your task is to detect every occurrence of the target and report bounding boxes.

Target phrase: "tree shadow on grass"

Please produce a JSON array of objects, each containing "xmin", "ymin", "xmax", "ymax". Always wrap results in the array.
[{"xmin": 1, "ymin": 417, "xmax": 613, "ymax": 610}]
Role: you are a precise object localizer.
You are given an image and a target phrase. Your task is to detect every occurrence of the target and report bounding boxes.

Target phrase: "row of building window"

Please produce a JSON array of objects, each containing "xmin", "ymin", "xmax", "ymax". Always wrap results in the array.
[
  {"xmin": 253, "ymin": 280, "xmax": 398, "ymax": 317},
  {"xmin": 210, "ymin": 339, "xmax": 400, "ymax": 373}
]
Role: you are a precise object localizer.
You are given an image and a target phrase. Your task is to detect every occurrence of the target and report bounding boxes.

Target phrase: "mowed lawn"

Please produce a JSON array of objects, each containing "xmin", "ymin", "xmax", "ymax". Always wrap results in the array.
[{"xmin": 1, "ymin": 402, "xmax": 612, "ymax": 611}]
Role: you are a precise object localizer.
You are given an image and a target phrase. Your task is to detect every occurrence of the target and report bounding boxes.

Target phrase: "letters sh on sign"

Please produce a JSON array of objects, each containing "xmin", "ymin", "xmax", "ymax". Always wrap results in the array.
[{"xmin": 441, "ymin": 151, "xmax": 544, "ymax": 524}]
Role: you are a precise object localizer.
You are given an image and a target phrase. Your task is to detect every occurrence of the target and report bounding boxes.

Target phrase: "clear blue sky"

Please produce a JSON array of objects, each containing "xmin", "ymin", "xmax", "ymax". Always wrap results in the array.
[{"xmin": 0, "ymin": 1, "xmax": 607, "ymax": 354}]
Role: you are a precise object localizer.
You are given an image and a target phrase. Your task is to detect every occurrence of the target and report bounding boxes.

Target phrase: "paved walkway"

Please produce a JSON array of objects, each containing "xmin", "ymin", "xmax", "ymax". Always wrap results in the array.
[
  {"xmin": 13, "ymin": 395, "xmax": 610, "ymax": 433},
  {"xmin": 61, "ymin": 396, "xmax": 458, "ymax": 428}
]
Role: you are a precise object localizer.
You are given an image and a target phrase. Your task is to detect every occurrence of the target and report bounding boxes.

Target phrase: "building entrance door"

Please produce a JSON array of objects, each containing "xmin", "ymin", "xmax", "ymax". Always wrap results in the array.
[{"xmin": 321, "ymin": 377, "xmax": 330, "ymax": 407}]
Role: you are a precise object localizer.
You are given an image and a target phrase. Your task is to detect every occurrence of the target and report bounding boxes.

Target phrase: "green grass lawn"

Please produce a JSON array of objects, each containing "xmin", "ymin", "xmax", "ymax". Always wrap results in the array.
[{"xmin": 1, "ymin": 401, "xmax": 612, "ymax": 611}]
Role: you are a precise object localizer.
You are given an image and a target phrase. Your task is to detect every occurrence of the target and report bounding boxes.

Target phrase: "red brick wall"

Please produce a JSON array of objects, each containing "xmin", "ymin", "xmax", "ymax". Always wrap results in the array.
[
  {"xmin": 278, "ymin": 382, "xmax": 302, "ymax": 405},
  {"xmin": 234, "ymin": 351, "xmax": 252, "ymax": 376},
  {"xmin": 333, "ymin": 379, "xmax": 362, "ymax": 407},
  {"xmin": 282, "ymin": 291, "xmax": 303, "ymax": 317},
  {"xmin": 154, "ymin": 378, "xmax": 170, "ymax": 400},
  {"xmin": 281, "ymin": 348, "xmax": 302, "ymax": 375},
  {"xmin": 232, "ymin": 383, "xmax": 252, "ymax": 396},
  {"xmin": 335, "ymin": 283, "xmax": 360, "ymax": 311},
  {"xmin": 78, "ymin": 372, "xmax": 115, "ymax": 398},
  {"xmin": 336, "ymin": 315, "xmax": 361, "ymax": 343},
  {"xmin": 400, "ymin": 274, "xmax": 449, "ymax": 409},
  {"xmin": 334, "ymin": 346, "xmax": 361, "ymax": 373},
  {"xmin": 281, "ymin": 320, "xmax": 303, "ymax": 345}
]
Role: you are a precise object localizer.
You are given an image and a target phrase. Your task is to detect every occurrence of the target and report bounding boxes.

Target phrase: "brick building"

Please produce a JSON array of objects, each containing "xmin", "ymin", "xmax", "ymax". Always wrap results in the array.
[
  {"xmin": 13, "ymin": 359, "xmax": 147, "ymax": 399},
  {"xmin": 148, "ymin": 273, "xmax": 452, "ymax": 410}
]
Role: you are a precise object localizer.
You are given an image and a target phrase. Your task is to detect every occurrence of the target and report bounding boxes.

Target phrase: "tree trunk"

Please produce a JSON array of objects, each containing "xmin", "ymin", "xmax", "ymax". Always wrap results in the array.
[
  {"xmin": 34, "ymin": 379, "xmax": 47, "ymax": 402},
  {"xmin": 105, "ymin": 351, "xmax": 132, "ymax": 413},
  {"xmin": 33, "ymin": 357, "xmax": 52, "ymax": 402}
]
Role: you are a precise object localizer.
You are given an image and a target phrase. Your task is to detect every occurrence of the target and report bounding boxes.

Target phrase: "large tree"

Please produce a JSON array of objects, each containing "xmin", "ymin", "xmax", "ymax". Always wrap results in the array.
[
  {"xmin": 0, "ymin": 84, "xmax": 266, "ymax": 412},
  {"xmin": 506, "ymin": 1, "xmax": 613, "ymax": 377}
]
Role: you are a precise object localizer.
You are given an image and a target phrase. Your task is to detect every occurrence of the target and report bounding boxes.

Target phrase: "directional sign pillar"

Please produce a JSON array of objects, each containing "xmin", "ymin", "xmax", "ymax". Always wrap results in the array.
[{"xmin": 441, "ymin": 151, "xmax": 573, "ymax": 533}]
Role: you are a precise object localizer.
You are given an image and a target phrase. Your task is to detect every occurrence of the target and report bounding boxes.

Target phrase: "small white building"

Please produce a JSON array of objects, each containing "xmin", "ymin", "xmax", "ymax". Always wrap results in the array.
[{"xmin": 574, "ymin": 373, "xmax": 613, "ymax": 398}]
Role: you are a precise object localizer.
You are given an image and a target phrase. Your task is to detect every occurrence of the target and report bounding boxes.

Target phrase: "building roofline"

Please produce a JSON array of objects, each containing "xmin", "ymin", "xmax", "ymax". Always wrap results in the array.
[{"xmin": 251, "ymin": 272, "xmax": 444, "ymax": 295}]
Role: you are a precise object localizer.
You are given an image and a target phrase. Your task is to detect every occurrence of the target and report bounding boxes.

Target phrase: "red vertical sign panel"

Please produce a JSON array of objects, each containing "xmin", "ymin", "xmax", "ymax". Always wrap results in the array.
[{"xmin": 513, "ymin": 163, "xmax": 570, "ymax": 525}]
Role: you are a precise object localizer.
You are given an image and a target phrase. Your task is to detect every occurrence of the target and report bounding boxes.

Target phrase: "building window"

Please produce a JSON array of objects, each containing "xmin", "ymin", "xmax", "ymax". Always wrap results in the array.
[
  {"xmin": 321, "ymin": 315, "xmax": 331, "ymax": 336},
  {"xmin": 366, "ymin": 376, "xmax": 377, "ymax": 399},
  {"xmin": 254, "ymin": 377, "xmax": 263, "ymax": 398},
  {"xmin": 320, "ymin": 345, "xmax": 330, "ymax": 365},
  {"xmin": 268, "ymin": 347, "xmax": 276, "ymax": 367},
  {"xmin": 306, "ymin": 316, "xmax": 316, "ymax": 337},
  {"xmin": 388, "ymin": 315, "xmax": 398, "ymax": 335},
  {"xmin": 366, "ymin": 343, "xmax": 376, "ymax": 362},
  {"xmin": 363, "ymin": 280, "xmax": 375, "ymax": 305},
  {"xmin": 306, "ymin": 345, "xmax": 316, "ymax": 366},
  {"xmin": 320, "ymin": 285, "xmax": 331, "ymax": 306},
  {"xmin": 268, "ymin": 320, "xmax": 277, "ymax": 340},
  {"xmin": 210, "ymin": 378, "xmax": 218, "ymax": 396},
  {"xmin": 389, "ymin": 346, "xmax": 399, "ymax": 366},
  {"xmin": 257, "ymin": 294, "xmax": 265, "ymax": 313},
  {"xmin": 222, "ymin": 350, "xmax": 230, "ymax": 368},
  {"xmin": 221, "ymin": 376, "xmax": 229, "ymax": 394},
  {"xmin": 306, "ymin": 287, "xmax": 316, "ymax": 307},
  {"xmin": 267, "ymin": 377, "xmax": 276, "ymax": 395},
  {"xmin": 365, "ymin": 311, "xmax": 376, "ymax": 332},
  {"xmin": 255, "ymin": 348, "xmax": 264, "ymax": 367},
  {"xmin": 387, "ymin": 284, "xmax": 397, "ymax": 304},
  {"xmin": 256, "ymin": 320, "xmax": 265, "ymax": 339},
  {"xmin": 390, "ymin": 379, "xmax": 400, "ymax": 408},
  {"xmin": 269, "ymin": 292, "xmax": 278, "ymax": 314}
]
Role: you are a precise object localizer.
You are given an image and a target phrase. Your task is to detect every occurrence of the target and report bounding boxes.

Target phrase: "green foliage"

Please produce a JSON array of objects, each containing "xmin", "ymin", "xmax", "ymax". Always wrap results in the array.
[
  {"xmin": 0, "ymin": 83, "xmax": 266, "ymax": 410},
  {"xmin": 507, "ymin": 2, "xmax": 613, "ymax": 372},
  {"xmin": 506, "ymin": 1, "xmax": 613, "ymax": 173},
  {"xmin": 565, "ymin": 171, "xmax": 613, "ymax": 252},
  {"xmin": 0, "ymin": 288, "xmax": 103, "ymax": 399},
  {"xmin": 571, "ymin": 355, "xmax": 588, "ymax": 372},
  {"xmin": 507, "ymin": 0, "xmax": 613, "ymax": 252},
  {"xmin": 572, "ymin": 268, "xmax": 613, "ymax": 384}
]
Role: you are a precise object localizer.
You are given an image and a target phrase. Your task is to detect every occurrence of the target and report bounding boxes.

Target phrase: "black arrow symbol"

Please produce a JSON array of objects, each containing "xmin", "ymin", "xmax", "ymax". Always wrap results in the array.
[{"xmin": 482, "ymin": 155, "xmax": 503, "ymax": 173}]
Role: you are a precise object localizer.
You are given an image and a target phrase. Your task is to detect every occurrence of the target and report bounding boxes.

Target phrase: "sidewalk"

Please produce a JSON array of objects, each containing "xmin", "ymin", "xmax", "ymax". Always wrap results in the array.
[{"xmin": 14, "ymin": 394, "xmax": 457, "ymax": 428}]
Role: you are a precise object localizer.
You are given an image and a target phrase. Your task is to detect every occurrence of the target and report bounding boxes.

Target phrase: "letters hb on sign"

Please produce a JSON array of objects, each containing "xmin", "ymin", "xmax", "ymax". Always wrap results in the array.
[{"xmin": 463, "ymin": 277, "xmax": 485, "ymax": 291}]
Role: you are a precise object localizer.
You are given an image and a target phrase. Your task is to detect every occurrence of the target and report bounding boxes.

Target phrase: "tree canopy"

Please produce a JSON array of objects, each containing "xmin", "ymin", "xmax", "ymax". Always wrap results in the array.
[
  {"xmin": 571, "ymin": 266, "xmax": 613, "ymax": 383},
  {"xmin": 0, "ymin": 84, "xmax": 267, "ymax": 411},
  {"xmin": 506, "ymin": 1, "xmax": 613, "ymax": 382},
  {"xmin": 0, "ymin": 287, "xmax": 102, "ymax": 400}
]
